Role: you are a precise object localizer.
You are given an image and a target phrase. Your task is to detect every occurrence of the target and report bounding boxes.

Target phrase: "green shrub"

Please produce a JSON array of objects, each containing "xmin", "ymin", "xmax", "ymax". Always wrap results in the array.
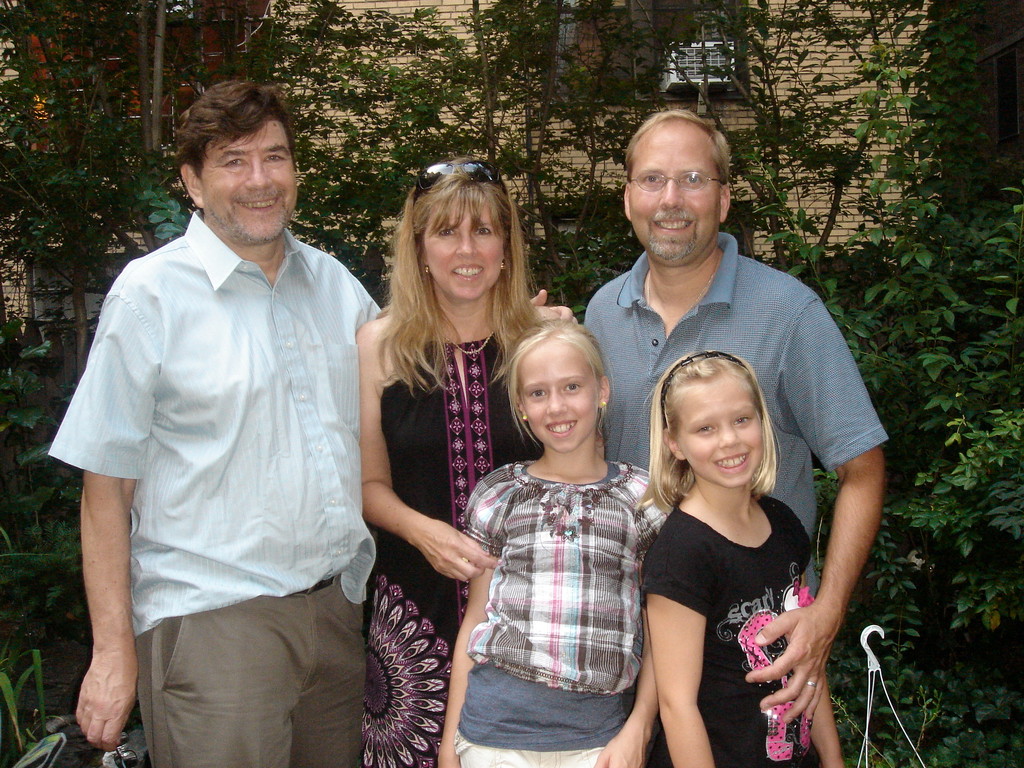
[
  {"xmin": 0, "ymin": 320, "xmax": 85, "ymax": 647},
  {"xmin": 0, "ymin": 648, "xmax": 46, "ymax": 768}
]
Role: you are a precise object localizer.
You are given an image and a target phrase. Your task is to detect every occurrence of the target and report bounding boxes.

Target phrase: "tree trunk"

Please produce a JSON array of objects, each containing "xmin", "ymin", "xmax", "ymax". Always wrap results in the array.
[
  {"xmin": 138, "ymin": 0, "xmax": 154, "ymax": 152},
  {"xmin": 71, "ymin": 262, "xmax": 89, "ymax": 377},
  {"xmin": 151, "ymin": 0, "xmax": 168, "ymax": 149},
  {"xmin": 470, "ymin": 0, "xmax": 497, "ymax": 160}
]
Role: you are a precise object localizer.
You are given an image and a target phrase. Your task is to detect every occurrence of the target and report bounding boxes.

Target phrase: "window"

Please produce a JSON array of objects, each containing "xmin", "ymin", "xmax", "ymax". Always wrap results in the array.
[
  {"xmin": 661, "ymin": 27, "xmax": 732, "ymax": 92},
  {"xmin": 997, "ymin": 50, "xmax": 1019, "ymax": 141},
  {"xmin": 647, "ymin": 0, "xmax": 705, "ymax": 41},
  {"xmin": 632, "ymin": 1, "xmax": 738, "ymax": 95}
]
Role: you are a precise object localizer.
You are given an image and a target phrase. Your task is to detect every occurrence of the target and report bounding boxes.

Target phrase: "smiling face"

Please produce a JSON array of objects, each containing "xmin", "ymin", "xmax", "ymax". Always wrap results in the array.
[
  {"xmin": 624, "ymin": 119, "xmax": 730, "ymax": 268},
  {"xmin": 664, "ymin": 372, "xmax": 763, "ymax": 493},
  {"xmin": 421, "ymin": 207, "xmax": 506, "ymax": 313},
  {"xmin": 516, "ymin": 339, "xmax": 610, "ymax": 461},
  {"xmin": 181, "ymin": 120, "xmax": 297, "ymax": 258}
]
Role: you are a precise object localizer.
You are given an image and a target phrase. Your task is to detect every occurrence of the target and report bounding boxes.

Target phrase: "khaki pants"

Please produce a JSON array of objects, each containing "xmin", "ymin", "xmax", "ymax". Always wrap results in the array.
[
  {"xmin": 136, "ymin": 583, "xmax": 364, "ymax": 768},
  {"xmin": 454, "ymin": 732, "xmax": 604, "ymax": 768}
]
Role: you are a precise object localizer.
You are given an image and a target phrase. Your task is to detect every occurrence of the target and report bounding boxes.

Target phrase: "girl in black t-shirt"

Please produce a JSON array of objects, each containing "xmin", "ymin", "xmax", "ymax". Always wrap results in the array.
[{"xmin": 641, "ymin": 351, "xmax": 843, "ymax": 768}]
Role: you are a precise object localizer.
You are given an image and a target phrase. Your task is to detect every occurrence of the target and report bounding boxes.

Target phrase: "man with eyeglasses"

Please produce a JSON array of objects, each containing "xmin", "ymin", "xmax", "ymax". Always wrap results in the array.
[
  {"xmin": 585, "ymin": 110, "xmax": 887, "ymax": 723},
  {"xmin": 50, "ymin": 81, "xmax": 375, "ymax": 767}
]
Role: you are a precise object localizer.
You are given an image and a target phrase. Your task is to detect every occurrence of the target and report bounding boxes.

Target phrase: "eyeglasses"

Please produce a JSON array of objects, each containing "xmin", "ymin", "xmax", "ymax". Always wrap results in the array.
[
  {"xmin": 658, "ymin": 350, "xmax": 743, "ymax": 426},
  {"xmin": 630, "ymin": 171, "xmax": 722, "ymax": 193},
  {"xmin": 415, "ymin": 160, "xmax": 502, "ymax": 198}
]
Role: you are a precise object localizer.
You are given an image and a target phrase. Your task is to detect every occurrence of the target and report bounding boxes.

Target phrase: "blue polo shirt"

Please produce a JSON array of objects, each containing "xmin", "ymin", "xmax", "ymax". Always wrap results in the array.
[{"xmin": 585, "ymin": 232, "xmax": 887, "ymax": 535}]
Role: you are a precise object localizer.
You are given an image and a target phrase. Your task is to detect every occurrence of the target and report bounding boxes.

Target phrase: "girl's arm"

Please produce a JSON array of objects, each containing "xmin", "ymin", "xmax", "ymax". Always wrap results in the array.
[
  {"xmin": 595, "ymin": 613, "xmax": 659, "ymax": 768},
  {"xmin": 438, "ymin": 568, "xmax": 494, "ymax": 768},
  {"xmin": 646, "ymin": 594, "xmax": 716, "ymax": 768},
  {"xmin": 810, "ymin": 679, "xmax": 844, "ymax": 768},
  {"xmin": 357, "ymin": 319, "xmax": 497, "ymax": 581}
]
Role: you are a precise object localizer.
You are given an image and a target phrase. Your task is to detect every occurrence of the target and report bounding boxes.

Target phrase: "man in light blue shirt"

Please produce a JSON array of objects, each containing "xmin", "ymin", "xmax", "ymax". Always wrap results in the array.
[
  {"xmin": 50, "ymin": 82, "xmax": 376, "ymax": 767},
  {"xmin": 586, "ymin": 110, "xmax": 887, "ymax": 724}
]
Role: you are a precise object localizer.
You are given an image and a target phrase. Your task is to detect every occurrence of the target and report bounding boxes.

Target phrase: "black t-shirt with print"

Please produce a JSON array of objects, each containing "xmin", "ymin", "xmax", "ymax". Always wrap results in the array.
[{"xmin": 643, "ymin": 496, "xmax": 812, "ymax": 768}]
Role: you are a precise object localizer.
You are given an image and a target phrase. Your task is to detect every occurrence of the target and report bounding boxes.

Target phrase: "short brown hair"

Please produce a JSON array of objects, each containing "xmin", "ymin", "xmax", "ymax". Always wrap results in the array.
[
  {"xmin": 176, "ymin": 81, "xmax": 295, "ymax": 175},
  {"xmin": 625, "ymin": 109, "xmax": 731, "ymax": 184}
]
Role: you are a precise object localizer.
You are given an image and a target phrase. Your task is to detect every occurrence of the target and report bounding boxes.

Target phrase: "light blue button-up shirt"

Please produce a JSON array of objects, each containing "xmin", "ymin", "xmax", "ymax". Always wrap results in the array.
[{"xmin": 51, "ymin": 214, "xmax": 378, "ymax": 635}]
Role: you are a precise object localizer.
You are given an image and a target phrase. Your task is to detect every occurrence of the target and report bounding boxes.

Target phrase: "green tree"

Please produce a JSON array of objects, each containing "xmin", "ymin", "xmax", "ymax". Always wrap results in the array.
[
  {"xmin": 0, "ymin": 0, "xmax": 193, "ymax": 366},
  {"xmin": 244, "ymin": 1, "xmax": 481, "ymax": 297},
  {"xmin": 466, "ymin": 0, "xmax": 665, "ymax": 307}
]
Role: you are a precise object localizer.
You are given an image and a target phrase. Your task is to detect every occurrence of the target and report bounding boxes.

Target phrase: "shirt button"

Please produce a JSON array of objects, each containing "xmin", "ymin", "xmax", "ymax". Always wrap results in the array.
[
  {"xmin": 316, "ymin": 444, "xmax": 325, "ymax": 452},
  {"xmin": 328, "ymin": 498, "xmax": 337, "ymax": 505},
  {"xmin": 652, "ymin": 338, "xmax": 659, "ymax": 347},
  {"xmin": 285, "ymin": 341, "xmax": 294, "ymax": 349},
  {"xmin": 299, "ymin": 393, "xmax": 308, "ymax": 402}
]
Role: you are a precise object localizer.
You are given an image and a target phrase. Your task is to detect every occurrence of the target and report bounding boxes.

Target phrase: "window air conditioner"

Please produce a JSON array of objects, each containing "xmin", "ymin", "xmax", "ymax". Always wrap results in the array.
[{"xmin": 661, "ymin": 42, "xmax": 731, "ymax": 92}]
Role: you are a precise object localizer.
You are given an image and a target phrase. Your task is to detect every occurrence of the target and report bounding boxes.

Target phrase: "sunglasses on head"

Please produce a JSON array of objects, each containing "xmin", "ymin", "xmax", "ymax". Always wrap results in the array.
[
  {"xmin": 658, "ymin": 350, "xmax": 744, "ymax": 427},
  {"xmin": 414, "ymin": 160, "xmax": 502, "ymax": 198}
]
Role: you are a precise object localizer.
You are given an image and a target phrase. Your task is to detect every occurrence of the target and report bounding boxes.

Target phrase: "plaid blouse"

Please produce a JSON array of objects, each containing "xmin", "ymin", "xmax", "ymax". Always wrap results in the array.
[{"xmin": 464, "ymin": 461, "xmax": 664, "ymax": 695}]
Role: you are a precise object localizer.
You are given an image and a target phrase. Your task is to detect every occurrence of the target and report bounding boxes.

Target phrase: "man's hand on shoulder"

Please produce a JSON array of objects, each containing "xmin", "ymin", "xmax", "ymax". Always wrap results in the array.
[
  {"xmin": 77, "ymin": 646, "xmax": 138, "ymax": 751},
  {"xmin": 530, "ymin": 289, "xmax": 575, "ymax": 322}
]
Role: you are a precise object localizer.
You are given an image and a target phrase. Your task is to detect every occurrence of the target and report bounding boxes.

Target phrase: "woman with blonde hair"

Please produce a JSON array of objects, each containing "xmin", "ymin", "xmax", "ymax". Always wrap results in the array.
[{"xmin": 359, "ymin": 159, "xmax": 552, "ymax": 768}]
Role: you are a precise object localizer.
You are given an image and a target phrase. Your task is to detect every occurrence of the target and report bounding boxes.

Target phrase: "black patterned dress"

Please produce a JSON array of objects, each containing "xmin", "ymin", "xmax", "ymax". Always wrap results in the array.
[{"xmin": 362, "ymin": 338, "xmax": 540, "ymax": 768}]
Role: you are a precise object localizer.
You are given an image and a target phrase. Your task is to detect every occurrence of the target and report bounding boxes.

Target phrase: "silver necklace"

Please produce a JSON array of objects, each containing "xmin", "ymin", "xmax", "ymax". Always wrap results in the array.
[{"xmin": 645, "ymin": 258, "xmax": 717, "ymax": 314}]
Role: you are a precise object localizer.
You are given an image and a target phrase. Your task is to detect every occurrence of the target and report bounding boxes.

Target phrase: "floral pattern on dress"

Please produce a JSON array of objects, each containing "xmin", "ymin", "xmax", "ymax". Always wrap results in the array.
[
  {"xmin": 539, "ymin": 485, "xmax": 601, "ymax": 541},
  {"xmin": 363, "ymin": 575, "xmax": 451, "ymax": 768}
]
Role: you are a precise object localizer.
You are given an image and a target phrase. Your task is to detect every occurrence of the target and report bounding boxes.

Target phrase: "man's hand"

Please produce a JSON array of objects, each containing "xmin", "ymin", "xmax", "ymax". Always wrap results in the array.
[
  {"xmin": 76, "ymin": 647, "xmax": 138, "ymax": 751},
  {"xmin": 530, "ymin": 289, "xmax": 575, "ymax": 321},
  {"xmin": 78, "ymin": 472, "xmax": 138, "ymax": 750},
  {"xmin": 744, "ymin": 601, "xmax": 840, "ymax": 720},
  {"xmin": 748, "ymin": 447, "xmax": 886, "ymax": 721}
]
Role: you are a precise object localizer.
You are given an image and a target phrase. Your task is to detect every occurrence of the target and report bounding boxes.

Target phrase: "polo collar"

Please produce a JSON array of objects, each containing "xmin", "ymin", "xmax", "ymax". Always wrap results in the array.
[{"xmin": 616, "ymin": 232, "xmax": 740, "ymax": 310}]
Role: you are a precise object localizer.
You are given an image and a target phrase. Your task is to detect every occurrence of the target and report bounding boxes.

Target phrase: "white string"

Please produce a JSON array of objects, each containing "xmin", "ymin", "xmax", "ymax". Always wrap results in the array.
[
  {"xmin": 856, "ymin": 625, "xmax": 927, "ymax": 768},
  {"xmin": 856, "ymin": 661, "xmax": 874, "ymax": 766}
]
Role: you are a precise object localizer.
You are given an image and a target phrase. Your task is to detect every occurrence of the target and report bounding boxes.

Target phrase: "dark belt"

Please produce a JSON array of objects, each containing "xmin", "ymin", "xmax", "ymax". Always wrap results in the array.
[{"xmin": 294, "ymin": 575, "xmax": 335, "ymax": 596}]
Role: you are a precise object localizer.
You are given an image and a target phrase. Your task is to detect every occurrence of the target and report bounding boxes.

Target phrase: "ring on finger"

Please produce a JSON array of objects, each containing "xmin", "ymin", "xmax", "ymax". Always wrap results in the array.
[{"xmin": 806, "ymin": 680, "xmax": 818, "ymax": 688}]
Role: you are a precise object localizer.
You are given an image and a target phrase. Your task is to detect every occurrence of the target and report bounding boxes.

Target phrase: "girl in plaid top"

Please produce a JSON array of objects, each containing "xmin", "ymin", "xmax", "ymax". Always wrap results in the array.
[{"xmin": 439, "ymin": 320, "xmax": 665, "ymax": 768}]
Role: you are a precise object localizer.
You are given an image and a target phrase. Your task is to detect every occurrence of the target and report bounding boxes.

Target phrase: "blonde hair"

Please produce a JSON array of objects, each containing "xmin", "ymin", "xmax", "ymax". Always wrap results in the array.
[
  {"xmin": 380, "ymin": 158, "xmax": 538, "ymax": 390},
  {"xmin": 625, "ymin": 109, "xmax": 731, "ymax": 184},
  {"xmin": 641, "ymin": 352, "xmax": 777, "ymax": 511},
  {"xmin": 505, "ymin": 320, "xmax": 607, "ymax": 441}
]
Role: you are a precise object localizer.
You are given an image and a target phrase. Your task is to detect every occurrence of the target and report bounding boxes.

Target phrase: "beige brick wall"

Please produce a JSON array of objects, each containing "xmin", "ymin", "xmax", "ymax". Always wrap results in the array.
[
  {"xmin": 339, "ymin": 0, "xmax": 912, "ymax": 253},
  {"xmin": 343, "ymin": 0, "xmax": 476, "ymax": 22}
]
